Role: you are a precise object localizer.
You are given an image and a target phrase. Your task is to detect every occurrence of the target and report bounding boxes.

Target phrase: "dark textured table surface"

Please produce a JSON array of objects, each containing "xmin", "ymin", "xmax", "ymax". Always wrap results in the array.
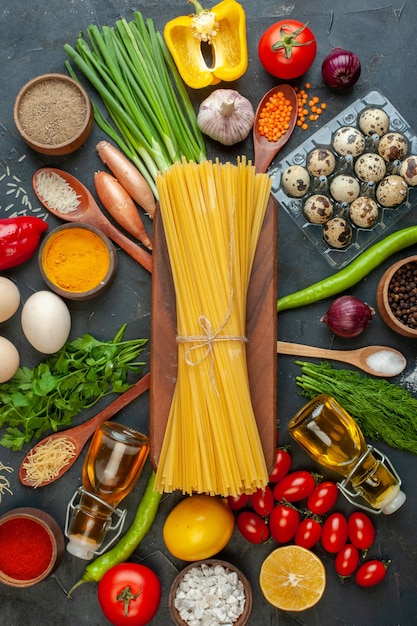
[{"xmin": 1, "ymin": 1, "xmax": 417, "ymax": 624}]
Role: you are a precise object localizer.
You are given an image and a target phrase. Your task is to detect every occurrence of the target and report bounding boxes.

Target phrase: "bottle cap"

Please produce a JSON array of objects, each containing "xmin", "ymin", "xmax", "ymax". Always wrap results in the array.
[
  {"xmin": 66, "ymin": 535, "xmax": 99, "ymax": 560},
  {"xmin": 382, "ymin": 489, "xmax": 406, "ymax": 515}
]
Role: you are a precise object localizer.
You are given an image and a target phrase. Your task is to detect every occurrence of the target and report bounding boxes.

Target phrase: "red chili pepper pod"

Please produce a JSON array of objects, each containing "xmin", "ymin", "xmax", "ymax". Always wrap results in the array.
[{"xmin": 0, "ymin": 216, "xmax": 48, "ymax": 270}]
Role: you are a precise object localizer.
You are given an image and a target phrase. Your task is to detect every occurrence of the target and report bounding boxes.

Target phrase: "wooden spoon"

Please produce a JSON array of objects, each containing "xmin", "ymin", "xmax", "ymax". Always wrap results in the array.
[
  {"xmin": 19, "ymin": 372, "xmax": 150, "ymax": 488},
  {"xmin": 253, "ymin": 84, "xmax": 298, "ymax": 173},
  {"xmin": 32, "ymin": 167, "xmax": 152, "ymax": 273},
  {"xmin": 277, "ymin": 341, "xmax": 407, "ymax": 377}
]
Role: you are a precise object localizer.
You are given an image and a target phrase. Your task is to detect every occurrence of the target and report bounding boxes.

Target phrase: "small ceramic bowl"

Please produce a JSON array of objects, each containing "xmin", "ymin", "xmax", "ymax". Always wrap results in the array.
[
  {"xmin": 14, "ymin": 73, "xmax": 94, "ymax": 155},
  {"xmin": 376, "ymin": 254, "xmax": 417, "ymax": 338},
  {"xmin": 0, "ymin": 507, "xmax": 65, "ymax": 587},
  {"xmin": 39, "ymin": 223, "xmax": 118, "ymax": 300},
  {"xmin": 169, "ymin": 559, "xmax": 253, "ymax": 626}
]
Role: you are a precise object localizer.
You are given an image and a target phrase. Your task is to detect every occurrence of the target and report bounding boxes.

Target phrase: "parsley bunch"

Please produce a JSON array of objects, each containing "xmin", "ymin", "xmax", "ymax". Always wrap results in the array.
[{"xmin": 0, "ymin": 324, "xmax": 147, "ymax": 451}]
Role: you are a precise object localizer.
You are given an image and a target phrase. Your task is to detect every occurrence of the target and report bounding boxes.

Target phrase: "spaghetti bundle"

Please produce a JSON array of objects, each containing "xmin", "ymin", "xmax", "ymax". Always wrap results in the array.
[{"xmin": 154, "ymin": 157, "xmax": 272, "ymax": 496}]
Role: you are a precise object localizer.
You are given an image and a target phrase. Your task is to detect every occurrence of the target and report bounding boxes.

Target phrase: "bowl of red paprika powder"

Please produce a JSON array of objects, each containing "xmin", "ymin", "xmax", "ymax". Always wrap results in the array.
[{"xmin": 0, "ymin": 507, "xmax": 65, "ymax": 587}]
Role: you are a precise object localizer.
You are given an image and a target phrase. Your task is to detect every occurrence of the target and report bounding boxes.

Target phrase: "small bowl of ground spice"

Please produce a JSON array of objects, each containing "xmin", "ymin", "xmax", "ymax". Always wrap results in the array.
[
  {"xmin": 13, "ymin": 73, "xmax": 94, "ymax": 155},
  {"xmin": 377, "ymin": 255, "xmax": 417, "ymax": 338},
  {"xmin": 169, "ymin": 559, "xmax": 253, "ymax": 626},
  {"xmin": 39, "ymin": 223, "xmax": 118, "ymax": 300},
  {"xmin": 0, "ymin": 507, "xmax": 65, "ymax": 587}
]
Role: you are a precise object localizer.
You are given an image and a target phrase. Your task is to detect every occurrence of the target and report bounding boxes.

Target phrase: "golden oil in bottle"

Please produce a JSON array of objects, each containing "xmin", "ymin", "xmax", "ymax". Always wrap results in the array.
[
  {"xmin": 289, "ymin": 395, "xmax": 405, "ymax": 514},
  {"xmin": 66, "ymin": 422, "xmax": 149, "ymax": 559}
]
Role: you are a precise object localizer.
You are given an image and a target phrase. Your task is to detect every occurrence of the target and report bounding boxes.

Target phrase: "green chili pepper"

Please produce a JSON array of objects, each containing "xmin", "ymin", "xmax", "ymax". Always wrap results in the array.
[
  {"xmin": 277, "ymin": 226, "xmax": 417, "ymax": 312},
  {"xmin": 68, "ymin": 470, "xmax": 162, "ymax": 597}
]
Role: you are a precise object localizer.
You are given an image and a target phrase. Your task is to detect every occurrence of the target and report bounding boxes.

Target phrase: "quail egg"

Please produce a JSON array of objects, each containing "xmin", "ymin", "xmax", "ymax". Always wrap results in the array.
[
  {"xmin": 349, "ymin": 197, "xmax": 379, "ymax": 228},
  {"xmin": 323, "ymin": 217, "xmax": 353, "ymax": 249},
  {"xmin": 378, "ymin": 132, "xmax": 408, "ymax": 162},
  {"xmin": 399, "ymin": 155, "xmax": 417, "ymax": 186},
  {"xmin": 329, "ymin": 174, "xmax": 360, "ymax": 203},
  {"xmin": 281, "ymin": 165, "xmax": 310, "ymax": 197},
  {"xmin": 303, "ymin": 194, "xmax": 334, "ymax": 224},
  {"xmin": 358, "ymin": 107, "xmax": 389, "ymax": 137},
  {"xmin": 376, "ymin": 175, "xmax": 408, "ymax": 207},
  {"xmin": 354, "ymin": 153, "xmax": 386, "ymax": 183},
  {"xmin": 332, "ymin": 126, "xmax": 366, "ymax": 157},
  {"xmin": 306, "ymin": 148, "xmax": 336, "ymax": 177}
]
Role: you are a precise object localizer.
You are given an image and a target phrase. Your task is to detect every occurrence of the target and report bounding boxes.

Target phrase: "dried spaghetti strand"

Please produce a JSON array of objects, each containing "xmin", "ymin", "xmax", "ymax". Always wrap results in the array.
[
  {"xmin": 154, "ymin": 158, "xmax": 271, "ymax": 496},
  {"xmin": 0, "ymin": 461, "xmax": 13, "ymax": 502}
]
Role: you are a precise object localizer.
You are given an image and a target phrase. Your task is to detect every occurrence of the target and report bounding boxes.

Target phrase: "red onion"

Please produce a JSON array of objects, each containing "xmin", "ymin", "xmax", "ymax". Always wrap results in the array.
[
  {"xmin": 321, "ymin": 295, "xmax": 375, "ymax": 337},
  {"xmin": 321, "ymin": 47, "xmax": 361, "ymax": 89}
]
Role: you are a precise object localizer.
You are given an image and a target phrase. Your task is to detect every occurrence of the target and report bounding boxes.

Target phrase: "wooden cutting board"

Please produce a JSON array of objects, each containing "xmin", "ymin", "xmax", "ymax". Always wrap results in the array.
[{"xmin": 149, "ymin": 194, "xmax": 278, "ymax": 474}]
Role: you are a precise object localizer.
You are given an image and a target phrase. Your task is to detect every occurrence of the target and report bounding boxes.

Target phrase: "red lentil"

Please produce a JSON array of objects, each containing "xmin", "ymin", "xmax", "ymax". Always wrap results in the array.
[
  {"xmin": 0, "ymin": 518, "xmax": 53, "ymax": 580},
  {"xmin": 294, "ymin": 84, "xmax": 327, "ymax": 130},
  {"xmin": 257, "ymin": 90, "xmax": 293, "ymax": 142}
]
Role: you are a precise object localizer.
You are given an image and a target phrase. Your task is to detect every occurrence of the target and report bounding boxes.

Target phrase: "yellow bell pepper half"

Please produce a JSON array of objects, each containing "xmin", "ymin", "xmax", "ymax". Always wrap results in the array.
[{"xmin": 164, "ymin": 0, "xmax": 248, "ymax": 89}]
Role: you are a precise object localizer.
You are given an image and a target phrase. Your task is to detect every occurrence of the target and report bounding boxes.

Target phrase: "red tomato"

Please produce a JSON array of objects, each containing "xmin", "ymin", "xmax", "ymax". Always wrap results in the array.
[
  {"xmin": 258, "ymin": 20, "xmax": 317, "ymax": 79},
  {"xmin": 97, "ymin": 563, "xmax": 161, "ymax": 626},
  {"xmin": 307, "ymin": 481, "xmax": 339, "ymax": 515},
  {"xmin": 236, "ymin": 510, "xmax": 269, "ymax": 544},
  {"xmin": 273, "ymin": 470, "xmax": 316, "ymax": 503},
  {"xmin": 335, "ymin": 544, "xmax": 360, "ymax": 578},
  {"xmin": 294, "ymin": 517, "xmax": 322, "ymax": 549},
  {"xmin": 355, "ymin": 560, "xmax": 388, "ymax": 587},
  {"xmin": 269, "ymin": 504, "xmax": 300, "ymax": 543},
  {"xmin": 227, "ymin": 493, "xmax": 250, "ymax": 511},
  {"xmin": 321, "ymin": 512, "xmax": 348, "ymax": 553},
  {"xmin": 251, "ymin": 485, "xmax": 274, "ymax": 517},
  {"xmin": 268, "ymin": 448, "xmax": 292, "ymax": 483},
  {"xmin": 348, "ymin": 512, "xmax": 375, "ymax": 550}
]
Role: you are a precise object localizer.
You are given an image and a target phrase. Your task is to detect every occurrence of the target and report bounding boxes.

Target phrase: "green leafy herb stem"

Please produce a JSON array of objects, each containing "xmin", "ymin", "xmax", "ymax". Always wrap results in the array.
[
  {"xmin": 295, "ymin": 361, "xmax": 417, "ymax": 456},
  {"xmin": 0, "ymin": 324, "xmax": 147, "ymax": 451}
]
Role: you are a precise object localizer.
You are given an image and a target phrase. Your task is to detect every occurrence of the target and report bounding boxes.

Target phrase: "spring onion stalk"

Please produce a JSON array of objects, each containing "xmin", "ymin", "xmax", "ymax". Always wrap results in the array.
[{"xmin": 63, "ymin": 11, "xmax": 206, "ymax": 192}]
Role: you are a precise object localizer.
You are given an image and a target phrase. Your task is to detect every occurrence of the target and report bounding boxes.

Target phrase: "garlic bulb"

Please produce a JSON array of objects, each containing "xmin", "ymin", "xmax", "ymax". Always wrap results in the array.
[{"xmin": 197, "ymin": 89, "xmax": 255, "ymax": 146}]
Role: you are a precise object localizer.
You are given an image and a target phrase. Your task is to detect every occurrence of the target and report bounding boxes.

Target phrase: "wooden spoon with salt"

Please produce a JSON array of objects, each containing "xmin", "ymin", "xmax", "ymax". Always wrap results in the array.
[
  {"xmin": 277, "ymin": 341, "xmax": 407, "ymax": 377},
  {"xmin": 19, "ymin": 372, "xmax": 150, "ymax": 488},
  {"xmin": 32, "ymin": 168, "xmax": 152, "ymax": 273},
  {"xmin": 253, "ymin": 84, "xmax": 298, "ymax": 173}
]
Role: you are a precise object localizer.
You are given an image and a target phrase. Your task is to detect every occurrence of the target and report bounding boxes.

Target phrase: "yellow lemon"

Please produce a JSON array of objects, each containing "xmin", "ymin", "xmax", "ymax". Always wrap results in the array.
[{"xmin": 163, "ymin": 494, "xmax": 234, "ymax": 561}]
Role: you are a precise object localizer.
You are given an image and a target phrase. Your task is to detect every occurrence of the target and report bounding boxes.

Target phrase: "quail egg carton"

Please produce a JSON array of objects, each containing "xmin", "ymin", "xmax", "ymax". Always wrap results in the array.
[{"xmin": 269, "ymin": 90, "xmax": 417, "ymax": 269}]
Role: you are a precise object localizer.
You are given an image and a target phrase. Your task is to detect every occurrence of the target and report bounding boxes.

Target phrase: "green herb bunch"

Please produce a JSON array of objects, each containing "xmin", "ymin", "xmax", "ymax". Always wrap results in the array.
[
  {"xmin": 295, "ymin": 361, "xmax": 417, "ymax": 456},
  {"xmin": 0, "ymin": 324, "xmax": 147, "ymax": 451}
]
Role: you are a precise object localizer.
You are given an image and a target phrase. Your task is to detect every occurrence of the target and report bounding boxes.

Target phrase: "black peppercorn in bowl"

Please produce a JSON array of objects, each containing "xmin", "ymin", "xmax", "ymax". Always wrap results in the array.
[{"xmin": 376, "ymin": 255, "xmax": 417, "ymax": 338}]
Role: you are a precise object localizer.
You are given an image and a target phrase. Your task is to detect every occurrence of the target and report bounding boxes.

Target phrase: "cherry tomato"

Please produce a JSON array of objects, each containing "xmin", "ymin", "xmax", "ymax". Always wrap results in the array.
[
  {"xmin": 355, "ymin": 560, "xmax": 389, "ymax": 587},
  {"xmin": 273, "ymin": 470, "xmax": 316, "ymax": 503},
  {"xmin": 294, "ymin": 517, "xmax": 322, "ymax": 549},
  {"xmin": 348, "ymin": 512, "xmax": 375, "ymax": 550},
  {"xmin": 268, "ymin": 448, "xmax": 292, "ymax": 483},
  {"xmin": 236, "ymin": 510, "xmax": 269, "ymax": 544},
  {"xmin": 307, "ymin": 481, "xmax": 339, "ymax": 515},
  {"xmin": 321, "ymin": 512, "xmax": 348, "ymax": 553},
  {"xmin": 251, "ymin": 485, "xmax": 274, "ymax": 517},
  {"xmin": 269, "ymin": 504, "xmax": 300, "ymax": 543},
  {"xmin": 335, "ymin": 544, "xmax": 360, "ymax": 578},
  {"xmin": 97, "ymin": 563, "xmax": 161, "ymax": 626},
  {"xmin": 227, "ymin": 493, "xmax": 250, "ymax": 511},
  {"xmin": 258, "ymin": 20, "xmax": 317, "ymax": 80}
]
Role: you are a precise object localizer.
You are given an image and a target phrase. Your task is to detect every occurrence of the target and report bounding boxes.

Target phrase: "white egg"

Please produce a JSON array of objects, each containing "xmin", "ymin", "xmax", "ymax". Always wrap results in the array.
[
  {"xmin": 21, "ymin": 291, "xmax": 71, "ymax": 354},
  {"xmin": 0, "ymin": 277, "xmax": 20, "ymax": 323},
  {"xmin": 0, "ymin": 336, "xmax": 20, "ymax": 382}
]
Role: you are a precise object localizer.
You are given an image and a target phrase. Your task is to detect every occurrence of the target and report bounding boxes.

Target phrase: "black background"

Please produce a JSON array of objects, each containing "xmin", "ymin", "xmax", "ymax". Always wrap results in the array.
[{"xmin": 1, "ymin": 1, "xmax": 417, "ymax": 624}]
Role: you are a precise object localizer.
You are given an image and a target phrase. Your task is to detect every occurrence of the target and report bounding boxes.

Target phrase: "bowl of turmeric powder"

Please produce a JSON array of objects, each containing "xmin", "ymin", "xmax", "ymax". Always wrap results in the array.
[{"xmin": 38, "ymin": 223, "xmax": 118, "ymax": 300}]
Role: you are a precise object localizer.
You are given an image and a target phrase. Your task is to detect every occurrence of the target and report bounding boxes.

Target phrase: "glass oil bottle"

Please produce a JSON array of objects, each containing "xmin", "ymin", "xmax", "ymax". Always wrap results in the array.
[
  {"xmin": 65, "ymin": 421, "xmax": 149, "ymax": 559},
  {"xmin": 288, "ymin": 395, "xmax": 405, "ymax": 514}
]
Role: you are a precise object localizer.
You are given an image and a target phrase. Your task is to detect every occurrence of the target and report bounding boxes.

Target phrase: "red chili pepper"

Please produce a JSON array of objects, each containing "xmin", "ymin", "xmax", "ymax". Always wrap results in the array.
[{"xmin": 0, "ymin": 216, "xmax": 48, "ymax": 270}]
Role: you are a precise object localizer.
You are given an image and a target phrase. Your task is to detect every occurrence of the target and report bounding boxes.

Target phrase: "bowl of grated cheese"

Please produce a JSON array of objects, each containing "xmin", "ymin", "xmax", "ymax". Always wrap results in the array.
[
  {"xmin": 14, "ymin": 73, "xmax": 94, "ymax": 155},
  {"xmin": 169, "ymin": 559, "xmax": 253, "ymax": 626}
]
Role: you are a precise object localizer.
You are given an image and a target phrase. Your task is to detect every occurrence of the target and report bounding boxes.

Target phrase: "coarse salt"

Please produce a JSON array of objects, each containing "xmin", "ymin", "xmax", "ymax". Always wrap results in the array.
[
  {"xmin": 174, "ymin": 563, "xmax": 246, "ymax": 626},
  {"xmin": 365, "ymin": 350, "xmax": 406, "ymax": 376}
]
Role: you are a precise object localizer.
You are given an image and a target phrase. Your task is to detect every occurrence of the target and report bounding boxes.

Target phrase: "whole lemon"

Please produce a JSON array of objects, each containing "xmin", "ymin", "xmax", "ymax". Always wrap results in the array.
[{"xmin": 163, "ymin": 494, "xmax": 234, "ymax": 561}]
